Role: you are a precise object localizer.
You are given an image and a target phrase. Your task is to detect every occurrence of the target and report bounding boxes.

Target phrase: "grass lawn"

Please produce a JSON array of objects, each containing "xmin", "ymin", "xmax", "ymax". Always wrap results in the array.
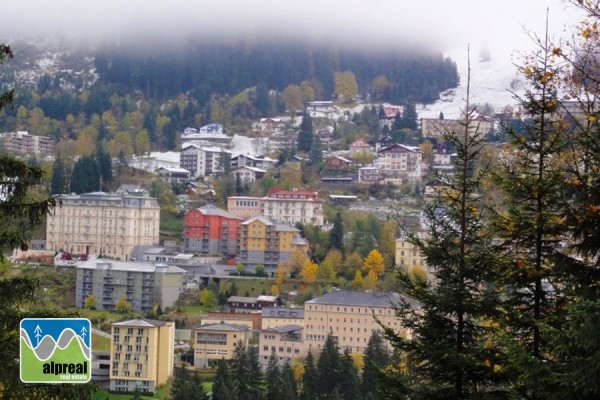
[
  {"xmin": 95, "ymin": 383, "xmax": 169, "ymax": 399},
  {"xmin": 92, "ymin": 332, "xmax": 111, "ymax": 352}
]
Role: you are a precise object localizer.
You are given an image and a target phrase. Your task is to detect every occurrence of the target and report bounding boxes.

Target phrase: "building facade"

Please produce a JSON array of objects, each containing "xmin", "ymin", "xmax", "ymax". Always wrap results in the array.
[
  {"xmin": 262, "ymin": 188, "xmax": 324, "ymax": 227},
  {"xmin": 237, "ymin": 216, "xmax": 309, "ymax": 269},
  {"xmin": 0, "ymin": 131, "xmax": 55, "ymax": 157},
  {"xmin": 261, "ymin": 307, "xmax": 304, "ymax": 330},
  {"xmin": 302, "ymin": 290, "xmax": 407, "ymax": 355},
  {"xmin": 376, "ymin": 144, "xmax": 423, "ymax": 182},
  {"xmin": 182, "ymin": 205, "xmax": 242, "ymax": 256},
  {"xmin": 227, "ymin": 196, "xmax": 262, "ymax": 220},
  {"xmin": 180, "ymin": 144, "xmax": 228, "ymax": 178},
  {"xmin": 109, "ymin": 318, "xmax": 174, "ymax": 394},
  {"xmin": 259, "ymin": 325, "xmax": 305, "ymax": 367},
  {"xmin": 193, "ymin": 323, "xmax": 249, "ymax": 368},
  {"xmin": 45, "ymin": 191, "xmax": 160, "ymax": 260},
  {"xmin": 76, "ymin": 259, "xmax": 186, "ymax": 312}
]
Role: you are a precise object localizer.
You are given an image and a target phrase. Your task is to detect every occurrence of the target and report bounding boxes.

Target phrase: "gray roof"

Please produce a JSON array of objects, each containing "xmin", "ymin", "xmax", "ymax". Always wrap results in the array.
[
  {"xmin": 305, "ymin": 290, "xmax": 404, "ymax": 308},
  {"xmin": 196, "ymin": 323, "xmax": 249, "ymax": 332},
  {"xmin": 77, "ymin": 259, "xmax": 186, "ymax": 274},
  {"xmin": 195, "ymin": 204, "xmax": 242, "ymax": 220},
  {"xmin": 228, "ymin": 296, "xmax": 258, "ymax": 304},
  {"xmin": 112, "ymin": 318, "xmax": 167, "ymax": 327},
  {"xmin": 262, "ymin": 307, "xmax": 304, "ymax": 318},
  {"xmin": 262, "ymin": 324, "xmax": 303, "ymax": 333}
]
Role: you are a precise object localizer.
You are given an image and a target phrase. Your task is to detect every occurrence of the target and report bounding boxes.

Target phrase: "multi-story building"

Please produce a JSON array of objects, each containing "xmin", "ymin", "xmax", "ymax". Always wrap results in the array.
[
  {"xmin": 193, "ymin": 323, "xmax": 249, "ymax": 368},
  {"xmin": 182, "ymin": 205, "xmax": 242, "ymax": 256},
  {"xmin": 261, "ymin": 307, "xmax": 304, "ymax": 330},
  {"xmin": 302, "ymin": 290, "xmax": 408, "ymax": 355},
  {"xmin": 0, "ymin": 131, "xmax": 55, "ymax": 157},
  {"xmin": 237, "ymin": 216, "xmax": 309, "ymax": 269},
  {"xmin": 395, "ymin": 236, "xmax": 427, "ymax": 270},
  {"xmin": 76, "ymin": 259, "xmax": 186, "ymax": 312},
  {"xmin": 262, "ymin": 188, "xmax": 324, "ymax": 227},
  {"xmin": 180, "ymin": 144, "xmax": 229, "ymax": 178},
  {"xmin": 378, "ymin": 106, "xmax": 403, "ymax": 130},
  {"xmin": 227, "ymin": 196, "xmax": 262, "ymax": 220},
  {"xmin": 375, "ymin": 143, "xmax": 423, "ymax": 182},
  {"xmin": 109, "ymin": 318, "xmax": 174, "ymax": 394},
  {"xmin": 421, "ymin": 115, "xmax": 494, "ymax": 139},
  {"xmin": 45, "ymin": 191, "xmax": 160, "ymax": 260},
  {"xmin": 227, "ymin": 188, "xmax": 325, "ymax": 227},
  {"xmin": 358, "ymin": 166, "xmax": 382, "ymax": 183},
  {"xmin": 259, "ymin": 325, "xmax": 305, "ymax": 367},
  {"xmin": 349, "ymin": 138, "xmax": 373, "ymax": 159}
]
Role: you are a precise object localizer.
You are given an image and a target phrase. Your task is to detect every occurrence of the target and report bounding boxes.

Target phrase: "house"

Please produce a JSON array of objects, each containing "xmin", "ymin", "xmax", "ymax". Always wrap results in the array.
[
  {"xmin": 349, "ymin": 138, "xmax": 372, "ymax": 159},
  {"xmin": 155, "ymin": 166, "xmax": 191, "ymax": 185},
  {"xmin": 232, "ymin": 166, "xmax": 266, "ymax": 183},
  {"xmin": 379, "ymin": 106, "xmax": 403, "ymax": 130},
  {"xmin": 421, "ymin": 115, "xmax": 494, "ymax": 139},
  {"xmin": 375, "ymin": 143, "xmax": 423, "ymax": 182},
  {"xmin": 232, "ymin": 153, "xmax": 277, "ymax": 171},
  {"xmin": 432, "ymin": 144, "xmax": 453, "ymax": 166},
  {"xmin": 324, "ymin": 155, "xmax": 352, "ymax": 170},
  {"xmin": 227, "ymin": 295, "xmax": 284, "ymax": 313},
  {"xmin": 116, "ymin": 184, "xmax": 149, "ymax": 197},
  {"xmin": 182, "ymin": 205, "xmax": 242, "ymax": 256},
  {"xmin": 306, "ymin": 101, "xmax": 335, "ymax": 116},
  {"xmin": 109, "ymin": 318, "xmax": 175, "ymax": 394},
  {"xmin": 193, "ymin": 323, "xmax": 249, "ymax": 368},
  {"xmin": 255, "ymin": 118, "xmax": 283, "ymax": 133},
  {"xmin": 358, "ymin": 166, "xmax": 382, "ymax": 183}
]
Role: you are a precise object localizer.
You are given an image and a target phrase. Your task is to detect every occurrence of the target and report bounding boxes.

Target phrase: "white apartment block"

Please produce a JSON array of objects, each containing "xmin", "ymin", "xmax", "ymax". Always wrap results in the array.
[
  {"xmin": 45, "ymin": 191, "xmax": 160, "ymax": 260},
  {"xmin": 180, "ymin": 144, "xmax": 228, "ymax": 178},
  {"xmin": 227, "ymin": 188, "xmax": 325, "ymax": 227},
  {"xmin": 376, "ymin": 143, "xmax": 423, "ymax": 182}
]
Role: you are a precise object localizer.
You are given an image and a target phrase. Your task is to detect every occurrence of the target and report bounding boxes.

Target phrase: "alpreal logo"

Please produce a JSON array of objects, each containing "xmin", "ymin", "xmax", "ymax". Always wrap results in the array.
[{"xmin": 20, "ymin": 318, "xmax": 91, "ymax": 383}]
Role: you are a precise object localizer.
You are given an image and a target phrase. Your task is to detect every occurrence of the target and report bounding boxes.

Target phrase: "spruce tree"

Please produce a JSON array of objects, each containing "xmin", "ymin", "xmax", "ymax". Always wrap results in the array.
[
  {"xmin": 361, "ymin": 331, "xmax": 390, "ymax": 397},
  {"xmin": 301, "ymin": 351, "xmax": 318, "ymax": 400},
  {"xmin": 338, "ymin": 347, "xmax": 360, "ymax": 400},
  {"xmin": 316, "ymin": 333, "xmax": 341, "ymax": 397},
  {"xmin": 297, "ymin": 110, "xmax": 313, "ymax": 152},
  {"xmin": 328, "ymin": 212, "xmax": 344, "ymax": 254},
  {"xmin": 382, "ymin": 49, "xmax": 504, "ymax": 398},
  {"xmin": 280, "ymin": 359, "xmax": 298, "ymax": 400},
  {"xmin": 212, "ymin": 359, "xmax": 238, "ymax": 400},
  {"xmin": 50, "ymin": 154, "xmax": 68, "ymax": 194},
  {"xmin": 266, "ymin": 350, "xmax": 281, "ymax": 400},
  {"xmin": 489, "ymin": 16, "xmax": 571, "ymax": 398}
]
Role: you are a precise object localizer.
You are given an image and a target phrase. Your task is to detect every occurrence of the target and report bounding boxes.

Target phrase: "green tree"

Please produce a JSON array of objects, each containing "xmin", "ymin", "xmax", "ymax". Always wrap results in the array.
[
  {"xmin": 50, "ymin": 154, "xmax": 68, "ymax": 194},
  {"xmin": 70, "ymin": 155, "xmax": 100, "ymax": 193},
  {"xmin": 212, "ymin": 359, "xmax": 238, "ymax": 400},
  {"xmin": 200, "ymin": 288, "xmax": 217, "ymax": 311},
  {"xmin": 338, "ymin": 347, "xmax": 360, "ymax": 400},
  {"xmin": 333, "ymin": 71, "xmax": 358, "ymax": 103},
  {"xmin": 316, "ymin": 333, "xmax": 341, "ymax": 397},
  {"xmin": 382, "ymin": 52, "xmax": 504, "ymax": 398},
  {"xmin": 84, "ymin": 295, "xmax": 96, "ymax": 310},
  {"xmin": 297, "ymin": 110, "xmax": 313, "ymax": 152},
  {"xmin": 362, "ymin": 331, "xmax": 391, "ymax": 398},
  {"xmin": 266, "ymin": 350, "xmax": 281, "ymax": 400},
  {"xmin": 135, "ymin": 129, "xmax": 151, "ymax": 156},
  {"xmin": 301, "ymin": 351, "xmax": 318, "ymax": 400},
  {"xmin": 328, "ymin": 212, "xmax": 344, "ymax": 254},
  {"xmin": 0, "ymin": 42, "xmax": 97, "ymax": 399}
]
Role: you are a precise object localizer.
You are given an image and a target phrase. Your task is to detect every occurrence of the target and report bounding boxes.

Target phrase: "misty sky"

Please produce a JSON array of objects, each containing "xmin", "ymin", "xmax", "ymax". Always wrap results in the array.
[{"xmin": 1, "ymin": 0, "xmax": 583, "ymax": 56}]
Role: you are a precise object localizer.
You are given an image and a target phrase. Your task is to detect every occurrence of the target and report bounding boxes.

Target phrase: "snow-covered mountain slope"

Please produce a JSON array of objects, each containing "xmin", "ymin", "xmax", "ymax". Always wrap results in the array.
[{"xmin": 419, "ymin": 47, "xmax": 525, "ymax": 119}]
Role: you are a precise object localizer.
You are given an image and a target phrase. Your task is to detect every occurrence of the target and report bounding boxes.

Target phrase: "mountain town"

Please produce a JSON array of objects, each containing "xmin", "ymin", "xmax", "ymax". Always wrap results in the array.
[{"xmin": 2, "ymin": 1, "xmax": 600, "ymax": 399}]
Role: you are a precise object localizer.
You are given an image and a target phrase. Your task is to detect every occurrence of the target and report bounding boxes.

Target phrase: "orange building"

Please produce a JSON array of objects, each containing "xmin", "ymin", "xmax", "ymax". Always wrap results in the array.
[{"xmin": 183, "ymin": 205, "xmax": 242, "ymax": 256}]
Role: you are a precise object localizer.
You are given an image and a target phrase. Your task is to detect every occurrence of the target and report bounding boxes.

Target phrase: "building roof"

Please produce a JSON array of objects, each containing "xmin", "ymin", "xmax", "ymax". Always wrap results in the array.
[
  {"xmin": 228, "ymin": 296, "xmax": 258, "ymax": 304},
  {"xmin": 235, "ymin": 166, "xmax": 267, "ymax": 173},
  {"xmin": 77, "ymin": 259, "xmax": 186, "ymax": 274},
  {"xmin": 257, "ymin": 295, "xmax": 278, "ymax": 302},
  {"xmin": 196, "ymin": 322, "xmax": 249, "ymax": 332},
  {"xmin": 262, "ymin": 324, "xmax": 303, "ymax": 333},
  {"xmin": 191, "ymin": 204, "xmax": 242, "ymax": 220},
  {"xmin": 305, "ymin": 290, "xmax": 404, "ymax": 308},
  {"xmin": 262, "ymin": 307, "xmax": 304, "ymax": 318},
  {"xmin": 111, "ymin": 318, "xmax": 167, "ymax": 327},
  {"xmin": 157, "ymin": 166, "xmax": 190, "ymax": 174}
]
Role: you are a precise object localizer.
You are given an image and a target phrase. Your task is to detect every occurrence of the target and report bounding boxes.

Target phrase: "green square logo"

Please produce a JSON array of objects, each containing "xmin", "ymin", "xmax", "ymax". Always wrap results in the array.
[{"xmin": 20, "ymin": 318, "xmax": 92, "ymax": 383}]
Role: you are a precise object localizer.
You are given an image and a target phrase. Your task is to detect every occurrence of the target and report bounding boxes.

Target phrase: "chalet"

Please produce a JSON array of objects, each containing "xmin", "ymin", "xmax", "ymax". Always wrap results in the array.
[
  {"xmin": 433, "ymin": 144, "xmax": 453, "ymax": 166},
  {"xmin": 379, "ymin": 105, "xmax": 403, "ymax": 129},
  {"xmin": 156, "ymin": 166, "xmax": 191, "ymax": 185},
  {"xmin": 324, "ymin": 154, "xmax": 352, "ymax": 170},
  {"xmin": 358, "ymin": 166, "xmax": 382, "ymax": 183},
  {"xmin": 255, "ymin": 118, "xmax": 283, "ymax": 133},
  {"xmin": 349, "ymin": 138, "xmax": 373, "ymax": 159},
  {"xmin": 227, "ymin": 295, "xmax": 283, "ymax": 313},
  {"xmin": 232, "ymin": 153, "xmax": 277, "ymax": 171},
  {"xmin": 232, "ymin": 166, "xmax": 266, "ymax": 183}
]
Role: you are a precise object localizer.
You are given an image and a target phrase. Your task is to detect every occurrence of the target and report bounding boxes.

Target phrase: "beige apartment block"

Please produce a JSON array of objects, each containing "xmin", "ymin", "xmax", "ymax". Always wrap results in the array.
[
  {"xmin": 109, "ymin": 318, "xmax": 174, "ymax": 394},
  {"xmin": 259, "ymin": 324, "xmax": 305, "ymax": 367},
  {"xmin": 302, "ymin": 290, "xmax": 409, "ymax": 355},
  {"xmin": 45, "ymin": 191, "xmax": 160, "ymax": 260},
  {"xmin": 193, "ymin": 323, "xmax": 249, "ymax": 368},
  {"xmin": 261, "ymin": 307, "xmax": 304, "ymax": 330}
]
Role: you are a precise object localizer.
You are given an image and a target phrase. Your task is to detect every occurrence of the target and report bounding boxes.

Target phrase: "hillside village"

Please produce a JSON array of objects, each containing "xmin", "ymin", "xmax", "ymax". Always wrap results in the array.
[{"xmin": 3, "ymin": 96, "xmax": 508, "ymax": 396}]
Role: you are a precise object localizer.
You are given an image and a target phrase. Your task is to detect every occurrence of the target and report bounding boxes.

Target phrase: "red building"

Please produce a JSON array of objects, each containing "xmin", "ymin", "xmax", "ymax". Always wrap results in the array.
[{"xmin": 183, "ymin": 205, "xmax": 242, "ymax": 256}]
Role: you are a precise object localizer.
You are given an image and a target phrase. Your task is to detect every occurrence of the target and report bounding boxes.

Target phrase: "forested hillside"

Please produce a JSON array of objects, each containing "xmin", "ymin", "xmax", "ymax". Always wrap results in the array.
[{"xmin": 94, "ymin": 39, "xmax": 458, "ymax": 104}]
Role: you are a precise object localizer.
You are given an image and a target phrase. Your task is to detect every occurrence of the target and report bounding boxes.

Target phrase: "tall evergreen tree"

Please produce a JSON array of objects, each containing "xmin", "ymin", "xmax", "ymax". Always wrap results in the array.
[
  {"xmin": 280, "ymin": 359, "xmax": 298, "ymax": 400},
  {"xmin": 361, "ymin": 331, "xmax": 391, "ymax": 398},
  {"xmin": 297, "ymin": 110, "xmax": 313, "ymax": 152},
  {"xmin": 70, "ymin": 155, "xmax": 100, "ymax": 194},
  {"xmin": 338, "ymin": 347, "xmax": 360, "ymax": 400},
  {"xmin": 301, "ymin": 351, "xmax": 318, "ymax": 400},
  {"xmin": 401, "ymin": 101, "xmax": 418, "ymax": 130},
  {"xmin": 316, "ymin": 333, "xmax": 341, "ymax": 397},
  {"xmin": 328, "ymin": 212, "xmax": 345, "ymax": 254},
  {"xmin": 382, "ymin": 50, "xmax": 504, "ymax": 398},
  {"xmin": 50, "ymin": 154, "xmax": 68, "ymax": 194},
  {"xmin": 212, "ymin": 359, "xmax": 238, "ymax": 400},
  {"xmin": 0, "ymin": 42, "xmax": 98, "ymax": 399},
  {"xmin": 266, "ymin": 350, "xmax": 281, "ymax": 400}
]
